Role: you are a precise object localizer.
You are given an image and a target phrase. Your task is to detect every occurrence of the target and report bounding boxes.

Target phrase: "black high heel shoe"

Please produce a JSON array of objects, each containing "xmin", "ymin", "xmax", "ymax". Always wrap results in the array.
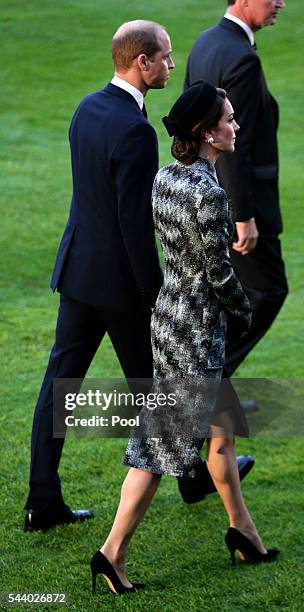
[
  {"xmin": 225, "ymin": 527, "xmax": 279, "ymax": 566},
  {"xmin": 90, "ymin": 550, "xmax": 145, "ymax": 595}
]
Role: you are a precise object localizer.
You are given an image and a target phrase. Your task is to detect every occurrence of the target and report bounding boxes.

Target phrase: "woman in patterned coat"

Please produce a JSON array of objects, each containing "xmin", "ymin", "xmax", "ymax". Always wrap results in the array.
[{"xmin": 90, "ymin": 82, "xmax": 279, "ymax": 595}]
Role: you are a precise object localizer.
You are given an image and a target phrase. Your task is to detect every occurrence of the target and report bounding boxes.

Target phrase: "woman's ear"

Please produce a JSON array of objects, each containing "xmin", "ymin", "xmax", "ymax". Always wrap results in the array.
[{"xmin": 204, "ymin": 131, "xmax": 214, "ymax": 144}]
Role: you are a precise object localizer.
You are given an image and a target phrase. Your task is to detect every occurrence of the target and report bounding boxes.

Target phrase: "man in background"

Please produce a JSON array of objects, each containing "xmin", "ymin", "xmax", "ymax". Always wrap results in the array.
[
  {"xmin": 178, "ymin": 0, "xmax": 288, "ymax": 503},
  {"xmin": 185, "ymin": 0, "xmax": 288, "ymax": 381}
]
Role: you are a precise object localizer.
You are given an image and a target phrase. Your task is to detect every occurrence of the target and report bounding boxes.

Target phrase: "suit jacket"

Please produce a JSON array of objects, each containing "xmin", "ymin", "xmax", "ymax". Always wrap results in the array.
[
  {"xmin": 184, "ymin": 18, "xmax": 282, "ymax": 235},
  {"xmin": 51, "ymin": 83, "xmax": 163, "ymax": 310}
]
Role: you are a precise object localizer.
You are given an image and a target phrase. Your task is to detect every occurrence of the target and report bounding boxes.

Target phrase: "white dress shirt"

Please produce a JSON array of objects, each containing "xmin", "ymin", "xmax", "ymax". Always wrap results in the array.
[
  {"xmin": 224, "ymin": 12, "xmax": 255, "ymax": 46},
  {"xmin": 111, "ymin": 75, "xmax": 144, "ymax": 110}
]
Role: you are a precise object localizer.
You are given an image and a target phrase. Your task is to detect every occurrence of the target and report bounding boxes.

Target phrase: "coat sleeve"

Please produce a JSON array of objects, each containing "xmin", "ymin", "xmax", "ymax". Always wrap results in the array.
[
  {"xmin": 113, "ymin": 121, "xmax": 163, "ymax": 307},
  {"xmin": 216, "ymin": 53, "xmax": 262, "ymax": 222},
  {"xmin": 196, "ymin": 185, "xmax": 251, "ymax": 330}
]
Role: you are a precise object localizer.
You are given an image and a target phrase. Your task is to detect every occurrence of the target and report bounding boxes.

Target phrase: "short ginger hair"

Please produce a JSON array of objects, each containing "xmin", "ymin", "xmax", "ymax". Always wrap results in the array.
[{"xmin": 112, "ymin": 20, "xmax": 166, "ymax": 71}]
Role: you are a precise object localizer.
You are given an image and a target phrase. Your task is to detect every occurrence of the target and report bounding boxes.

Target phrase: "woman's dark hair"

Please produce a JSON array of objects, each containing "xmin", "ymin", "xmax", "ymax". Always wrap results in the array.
[{"xmin": 171, "ymin": 88, "xmax": 227, "ymax": 165}]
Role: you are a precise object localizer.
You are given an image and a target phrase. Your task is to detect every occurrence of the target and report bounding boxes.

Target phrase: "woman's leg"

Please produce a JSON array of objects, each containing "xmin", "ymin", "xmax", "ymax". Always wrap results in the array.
[
  {"xmin": 206, "ymin": 431, "xmax": 267, "ymax": 554},
  {"xmin": 100, "ymin": 468, "xmax": 161, "ymax": 587}
]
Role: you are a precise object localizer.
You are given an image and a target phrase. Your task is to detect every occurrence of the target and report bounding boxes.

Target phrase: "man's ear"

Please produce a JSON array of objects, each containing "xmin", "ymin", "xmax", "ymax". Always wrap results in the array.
[{"xmin": 138, "ymin": 53, "xmax": 150, "ymax": 71}]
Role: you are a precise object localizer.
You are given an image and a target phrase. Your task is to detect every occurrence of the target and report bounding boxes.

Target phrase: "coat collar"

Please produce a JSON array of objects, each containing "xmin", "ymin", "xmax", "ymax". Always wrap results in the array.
[
  {"xmin": 102, "ymin": 82, "xmax": 143, "ymax": 111},
  {"xmin": 111, "ymin": 76, "xmax": 144, "ymax": 109},
  {"xmin": 218, "ymin": 17, "xmax": 254, "ymax": 49},
  {"xmin": 198, "ymin": 158, "xmax": 218, "ymax": 183}
]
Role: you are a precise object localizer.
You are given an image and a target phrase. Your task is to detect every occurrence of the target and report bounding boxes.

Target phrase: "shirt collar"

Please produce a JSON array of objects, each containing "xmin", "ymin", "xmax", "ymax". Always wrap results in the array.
[
  {"xmin": 224, "ymin": 12, "xmax": 255, "ymax": 46},
  {"xmin": 111, "ymin": 76, "xmax": 144, "ymax": 110}
]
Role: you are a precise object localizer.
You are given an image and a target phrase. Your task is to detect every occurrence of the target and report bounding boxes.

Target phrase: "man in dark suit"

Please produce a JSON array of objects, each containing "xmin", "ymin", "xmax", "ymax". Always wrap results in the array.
[
  {"xmin": 24, "ymin": 20, "xmax": 175, "ymax": 531},
  {"xmin": 177, "ymin": 0, "xmax": 288, "ymax": 504},
  {"xmin": 184, "ymin": 0, "xmax": 288, "ymax": 378},
  {"xmin": 179, "ymin": 0, "xmax": 288, "ymax": 503}
]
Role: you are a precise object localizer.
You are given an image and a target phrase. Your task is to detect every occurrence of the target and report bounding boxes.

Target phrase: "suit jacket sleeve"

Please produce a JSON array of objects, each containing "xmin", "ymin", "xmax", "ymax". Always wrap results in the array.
[
  {"xmin": 113, "ymin": 121, "xmax": 163, "ymax": 307},
  {"xmin": 217, "ymin": 53, "xmax": 262, "ymax": 222},
  {"xmin": 197, "ymin": 185, "xmax": 252, "ymax": 329}
]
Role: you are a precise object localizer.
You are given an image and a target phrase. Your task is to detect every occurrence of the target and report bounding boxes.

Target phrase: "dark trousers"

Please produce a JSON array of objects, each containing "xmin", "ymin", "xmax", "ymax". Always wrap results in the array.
[
  {"xmin": 25, "ymin": 294, "xmax": 153, "ymax": 512},
  {"xmin": 225, "ymin": 236, "xmax": 288, "ymax": 376}
]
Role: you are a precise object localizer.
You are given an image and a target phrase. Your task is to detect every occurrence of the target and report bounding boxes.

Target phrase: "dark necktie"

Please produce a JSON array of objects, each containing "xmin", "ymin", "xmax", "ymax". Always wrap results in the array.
[{"xmin": 142, "ymin": 103, "xmax": 148, "ymax": 118}]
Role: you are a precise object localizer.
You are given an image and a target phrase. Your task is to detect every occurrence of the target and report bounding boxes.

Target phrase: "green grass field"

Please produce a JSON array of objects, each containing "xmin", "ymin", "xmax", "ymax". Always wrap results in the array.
[{"xmin": 1, "ymin": 1, "xmax": 303, "ymax": 610}]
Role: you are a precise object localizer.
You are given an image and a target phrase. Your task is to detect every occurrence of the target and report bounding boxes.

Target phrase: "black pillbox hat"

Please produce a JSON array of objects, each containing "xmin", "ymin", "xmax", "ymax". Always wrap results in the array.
[{"xmin": 163, "ymin": 80, "xmax": 218, "ymax": 140}]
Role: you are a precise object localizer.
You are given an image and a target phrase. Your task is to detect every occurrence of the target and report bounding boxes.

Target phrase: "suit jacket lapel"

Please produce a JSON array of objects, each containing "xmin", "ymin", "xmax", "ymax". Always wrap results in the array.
[
  {"xmin": 218, "ymin": 17, "xmax": 253, "ymax": 49},
  {"xmin": 102, "ymin": 82, "xmax": 142, "ymax": 112}
]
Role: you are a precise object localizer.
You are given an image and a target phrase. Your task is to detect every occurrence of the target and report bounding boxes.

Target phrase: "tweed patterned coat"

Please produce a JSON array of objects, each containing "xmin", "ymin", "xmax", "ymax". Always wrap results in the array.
[{"xmin": 124, "ymin": 157, "xmax": 251, "ymax": 476}]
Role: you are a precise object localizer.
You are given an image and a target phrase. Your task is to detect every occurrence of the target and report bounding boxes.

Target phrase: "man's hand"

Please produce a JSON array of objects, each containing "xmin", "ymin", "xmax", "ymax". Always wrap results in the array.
[{"xmin": 233, "ymin": 219, "xmax": 259, "ymax": 255}]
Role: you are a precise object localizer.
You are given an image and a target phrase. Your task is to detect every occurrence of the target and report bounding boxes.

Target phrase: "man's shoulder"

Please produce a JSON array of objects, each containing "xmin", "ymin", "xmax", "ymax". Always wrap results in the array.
[
  {"xmin": 75, "ymin": 86, "xmax": 133, "ymax": 112},
  {"xmin": 187, "ymin": 21, "xmax": 260, "ymax": 85},
  {"xmin": 190, "ymin": 23, "xmax": 221, "ymax": 49},
  {"xmin": 192, "ymin": 20, "xmax": 253, "ymax": 57},
  {"xmin": 71, "ymin": 89, "xmax": 106, "ymax": 122},
  {"xmin": 71, "ymin": 86, "xmax": 152, "ymax": 134},
  {"xmin": 196, "ymin": 22, "xmax": 222, "ymax": 39}
]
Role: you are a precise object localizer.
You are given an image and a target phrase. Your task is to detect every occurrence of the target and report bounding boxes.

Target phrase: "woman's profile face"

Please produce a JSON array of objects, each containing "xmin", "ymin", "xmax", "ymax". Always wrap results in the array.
[{"xmin": 211, "ymin": 97, "xmax": 240, "ymax": 154}]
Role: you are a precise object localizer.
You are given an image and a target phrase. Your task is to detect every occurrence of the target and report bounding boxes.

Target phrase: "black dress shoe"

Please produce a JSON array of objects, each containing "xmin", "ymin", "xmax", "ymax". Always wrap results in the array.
[
  {"xmin": 241, "ymin": 400, "xmax": 259, "ymax": 412},
  {"xmin": 178, "ymin": 455, "xmax": 255, "ymax": 504},
  {"xmin": 24, "ymin": 505, "xmax": 93, "ymax": 532}
]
